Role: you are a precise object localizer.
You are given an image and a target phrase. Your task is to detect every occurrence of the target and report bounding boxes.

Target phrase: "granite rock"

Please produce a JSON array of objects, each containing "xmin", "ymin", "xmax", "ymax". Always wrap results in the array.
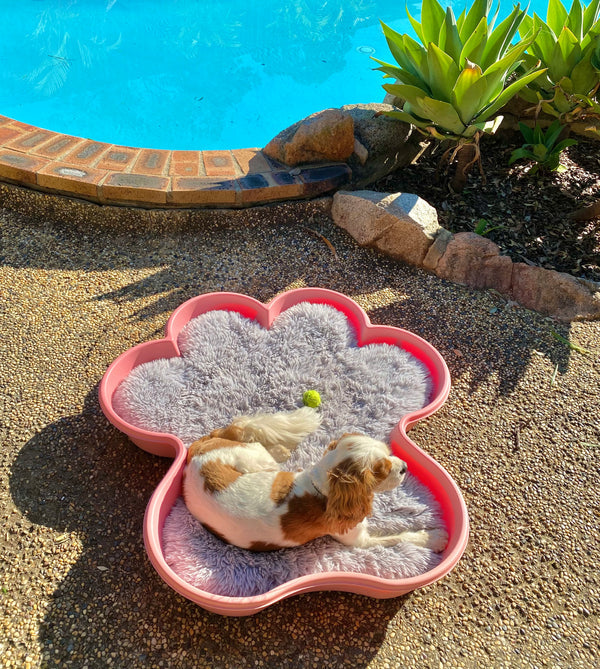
[
  {"xmin": 511, "ymin": 263, "xmax": 600, "ymax": 321},
  {"xmin": 434, "ymin": 232, "xmax": 513, "ymax": 294},
  {"xmin": 332, "ymin": 190, "xmax": 441, "ymax": 266},
  {"xmin": 341, "ymin": 103, "xmax": 423, "ymax": 188},
  {"xmin": 263, "ymin": 109, "xmax": 355, "ymax": 166}
]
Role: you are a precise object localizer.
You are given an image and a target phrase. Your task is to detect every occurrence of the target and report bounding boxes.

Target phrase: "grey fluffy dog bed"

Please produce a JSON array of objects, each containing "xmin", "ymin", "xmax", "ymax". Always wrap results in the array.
[{"xmin": 113, "ymin": 303, "xmax": 445, "ymax": 597}]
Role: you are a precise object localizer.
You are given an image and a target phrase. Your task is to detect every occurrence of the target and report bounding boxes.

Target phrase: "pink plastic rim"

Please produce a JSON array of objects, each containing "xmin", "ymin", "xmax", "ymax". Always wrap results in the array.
[{"xmin": 99, "ymin": 288, "xmax": 469, "ymax": 616}]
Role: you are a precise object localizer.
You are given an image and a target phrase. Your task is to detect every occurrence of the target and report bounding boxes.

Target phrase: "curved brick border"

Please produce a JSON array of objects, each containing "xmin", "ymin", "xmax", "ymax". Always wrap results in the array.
[{"xmin": 0, "ymin": 116, "xmax": 351, "ymax": 207}]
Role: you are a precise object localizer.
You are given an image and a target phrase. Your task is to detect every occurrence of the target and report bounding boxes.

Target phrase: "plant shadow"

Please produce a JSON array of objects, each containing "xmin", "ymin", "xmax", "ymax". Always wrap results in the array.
[{"xmin": 0, "ymin": 209, "xmax": 575, "ymax": 398}]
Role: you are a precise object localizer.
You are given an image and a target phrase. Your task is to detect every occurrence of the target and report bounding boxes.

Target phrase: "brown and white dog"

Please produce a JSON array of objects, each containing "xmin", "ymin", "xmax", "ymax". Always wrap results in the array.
[{"xmin": 182, "ymin": 408, "xmax": 448, "ymax": 552}]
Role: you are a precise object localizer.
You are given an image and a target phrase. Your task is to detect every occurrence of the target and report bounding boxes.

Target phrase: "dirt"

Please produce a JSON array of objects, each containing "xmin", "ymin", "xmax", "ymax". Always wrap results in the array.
[{"xmin": 371, "ymin": 131, "xmax": 600, "ymax": 283}]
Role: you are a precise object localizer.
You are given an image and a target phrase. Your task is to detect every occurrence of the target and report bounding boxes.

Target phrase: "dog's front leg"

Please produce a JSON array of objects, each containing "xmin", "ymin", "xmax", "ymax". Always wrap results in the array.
[
  {"xmin": 333, "ymin": 524, "xmax": 448, "ymax": 553},
  {"xmin": 330, "ymin": 521, "xmax": 373, "ymax": 548}
]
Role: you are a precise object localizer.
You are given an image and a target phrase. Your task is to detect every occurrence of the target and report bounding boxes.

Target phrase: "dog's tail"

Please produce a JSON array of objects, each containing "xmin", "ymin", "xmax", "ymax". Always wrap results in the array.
[{"xmin": 231, "ymin": 407, "xmax": 322, "ymax": 450}]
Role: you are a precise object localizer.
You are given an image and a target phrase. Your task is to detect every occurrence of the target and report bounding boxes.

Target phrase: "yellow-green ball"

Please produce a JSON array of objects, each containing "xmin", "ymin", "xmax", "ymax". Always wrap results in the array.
[{"xmin": 303, "ymin": 390, "xmax": 321, "ymax": 408}]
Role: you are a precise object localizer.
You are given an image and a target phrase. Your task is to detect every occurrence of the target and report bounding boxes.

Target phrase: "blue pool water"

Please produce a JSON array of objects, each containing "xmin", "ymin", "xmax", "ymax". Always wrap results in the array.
[{"xmin": 0, "ymin": 1, "xmax": 537, "ymax": 150}]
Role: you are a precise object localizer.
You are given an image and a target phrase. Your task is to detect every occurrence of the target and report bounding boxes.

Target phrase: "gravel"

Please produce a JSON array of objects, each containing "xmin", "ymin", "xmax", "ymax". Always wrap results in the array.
[{"xmin": 1, "ymin": 202, "xmax": 599, "ymax": 668}]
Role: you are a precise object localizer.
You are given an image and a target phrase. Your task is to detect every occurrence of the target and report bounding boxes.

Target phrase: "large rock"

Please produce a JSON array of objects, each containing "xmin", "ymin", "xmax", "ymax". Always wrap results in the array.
[
  {"xmin": 511, "ymin": 263, "xmax": 600, "ymax": 321},
  {"xmin": 332, "ymin": 190, "xmax": 442, "ymax": 266},
  {"xmin": 340, "ymin": 103, "xmax": 423, "ymax": 188},
  {"xmin": 434, "ymin": 232, "xmax": 514, "ymax": 294},
  {"xmin": 263, "ymin": 109, "xmax": 355, "ymax": 166}
]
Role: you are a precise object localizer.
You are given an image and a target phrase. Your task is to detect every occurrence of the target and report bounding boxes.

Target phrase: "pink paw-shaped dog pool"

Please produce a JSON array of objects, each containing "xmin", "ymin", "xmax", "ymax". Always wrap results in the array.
[{"xmin": 99, "ymin": 288, "xmax": 468, "ymax": 615}]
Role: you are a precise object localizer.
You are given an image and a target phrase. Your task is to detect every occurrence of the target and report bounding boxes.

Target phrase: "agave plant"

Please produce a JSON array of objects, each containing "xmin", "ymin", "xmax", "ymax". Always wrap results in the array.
[
  {"xmin": 518, "ymin": 0, "xmax": 600, "ymax": 121},
  {"xmin": 374, "ymin": 0, "xmax": 546, "ymax": 189},
  {"xmin": 509, "ymin": 119, "xmax": 579, "ymax": 172}
]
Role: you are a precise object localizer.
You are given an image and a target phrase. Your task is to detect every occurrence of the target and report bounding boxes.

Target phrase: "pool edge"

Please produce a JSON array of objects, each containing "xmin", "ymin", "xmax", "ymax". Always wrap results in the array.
[{"xmin": 0, "ymin": 116, "xmax": 352, "ymax": 208}]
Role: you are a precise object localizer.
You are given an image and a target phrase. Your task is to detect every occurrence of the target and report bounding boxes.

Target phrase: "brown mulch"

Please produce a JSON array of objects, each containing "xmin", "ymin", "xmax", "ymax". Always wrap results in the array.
[{"xmin": 371, "ymin": 131, "xmax": 600, "ymax": 283}]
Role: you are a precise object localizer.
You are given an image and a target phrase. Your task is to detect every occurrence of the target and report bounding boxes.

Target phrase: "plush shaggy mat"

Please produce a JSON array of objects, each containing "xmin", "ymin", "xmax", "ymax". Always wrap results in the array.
[{"xmin": 113, "ymin": 303, "xmax": 445, "ymax": 597}]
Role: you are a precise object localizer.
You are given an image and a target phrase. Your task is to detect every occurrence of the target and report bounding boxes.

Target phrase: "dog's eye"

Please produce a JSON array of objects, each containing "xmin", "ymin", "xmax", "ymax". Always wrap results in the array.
[{"xmin": 372, "ymin": 458, "xmax": 392, "ymax": 481}]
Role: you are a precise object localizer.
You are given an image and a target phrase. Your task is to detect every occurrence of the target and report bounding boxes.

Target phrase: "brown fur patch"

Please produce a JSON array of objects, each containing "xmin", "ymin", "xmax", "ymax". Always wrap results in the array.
[
  {"xmin": 247, "ymin": 541, "xmax": 285, "ymax": 552},
  {"xmin": 200, "ymin": 460, "xmax": 242, "ymax": 493},
  {"xmin": 187, "ymin": 436, "xmax": 245, "ymax": 463},
  {"xmin": 209, "ymin": 424, "xmax": 246, "ymax": 442},
  {"xmin": 280, "ymin": 492, "xmax": 329, "ymax": 545},
  {"xmin": 270, "ymin": 471, "xmax": 296, "ymax": 505},
  {"xmin": 325, "ymin": 457, "xmax": 374, "ymax": 534},
  {"xmin": 325, "ymin": 439, "xmax": 338, "ymax": 453},
  {"xmin": 372, "ymin": 457, "xmax": 392, "ymax": 483}
]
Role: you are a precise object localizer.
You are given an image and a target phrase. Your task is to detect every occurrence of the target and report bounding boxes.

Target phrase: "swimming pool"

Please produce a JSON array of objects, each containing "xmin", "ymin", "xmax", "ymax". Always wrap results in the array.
[
  {"xmin": 0, "ymin": 0, "xmax": 411, "ymax": 150},
  {"xmin": 1, "ymin": 1, "xmax": 543, "ymax": 151}
]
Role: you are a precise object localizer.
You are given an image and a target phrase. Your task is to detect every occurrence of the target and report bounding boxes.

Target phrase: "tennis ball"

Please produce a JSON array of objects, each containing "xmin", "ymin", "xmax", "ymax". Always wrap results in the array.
[{"xmin": 302, "ymin": 390, "xmax": 321, "ymax": 408}]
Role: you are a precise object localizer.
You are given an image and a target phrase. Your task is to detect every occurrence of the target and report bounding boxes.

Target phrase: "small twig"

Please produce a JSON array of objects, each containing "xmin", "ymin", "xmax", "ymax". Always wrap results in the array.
[
  {"xmin": 303, "ymin": 227, "xmax": 339, "ymax": 260},
  {"xmin": 550, "ymin": 363, "xmax": 559, "ymax": 386},
  {"xmin": 513, "ymin": 423, "xmax": 521, "ymax": 452}
]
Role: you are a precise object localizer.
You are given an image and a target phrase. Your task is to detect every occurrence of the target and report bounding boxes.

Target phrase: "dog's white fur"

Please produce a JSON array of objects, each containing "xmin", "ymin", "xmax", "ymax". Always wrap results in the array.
[{"xmin": 182, "ymin": 408, "xmax": 448, "ymax": 552}]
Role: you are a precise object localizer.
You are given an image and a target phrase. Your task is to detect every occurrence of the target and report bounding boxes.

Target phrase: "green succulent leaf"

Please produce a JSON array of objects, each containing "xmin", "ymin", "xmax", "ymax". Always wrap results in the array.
[
  {"xmin": 547, "ymin": 0, "xmax": 569, "ymax": 35},
  {"xmin": 518, "ymin": 121, "xmax": 536, "ymax": 143},
  {"xmin": 554, "ymin": 138, "xmax": 579, "ymax": 150},
  {"xmin": 421, "ymin": 0, "xmax": 446, "ymax": 45},
  {"xmin": 567, "ymin": 0, "xmax": 584, "ymax": 41},
  {"xmin": 460, "ymin": 16, "xmax": 490, "ymax": 65},
  {"xmin": 405, "ymin": 6, "xmax": 425, "ymax": 44},
  {"xmin": 481, "ymin": 4, "xmax": 527, "ymax": 70},
  {"xmin": 415, "ymin": 97, "xmax": 468, "ymax": 134},
  {"xmin": 509, "ymin": 147, "xmax": 537, "ymax": 164},
  {"xmin": 512, "ymin": 119, "xmax": 576, "ymax": 172},
  {"xmin": 583, "ymin": 0, "xmax": 600, "ymax": 32},
  {"xmin": 544, "ymin": 119, "xmax": 565, "ymax": 145},
  {"xmin": 465, "ymin": 115, "xmax": 504, "ymax": 135},
  {"xmin": 518, "ymin": 1, "xmax": 600, "ymax": 117},
  {"xmin": 459, "ymin": 0, "xmax": 494, "ymax": 42},
  {"xmin": 427, "ymin": 43, "xmax": 460, "ymax": 101},
  {"xmin": 452, "ymin": 64, "xmax": 488, "ymax": 124},
  {"xmin": 479, "ymin": 66, "xmax": 548, "ymax": 122},
  {"xmin": 372, "ymin": 59, "xmax": 428, "ymax": 89},
  {"xmin": 380, "ymin": 22, "xmax": 420, "ymax": 77},
  {"xmin": 383, "ymin": 109, "xmax": 431, "ymax": 128},
  {"xmin": 438, "ymin": 6, "xmax": 463, "ymax": 64}
]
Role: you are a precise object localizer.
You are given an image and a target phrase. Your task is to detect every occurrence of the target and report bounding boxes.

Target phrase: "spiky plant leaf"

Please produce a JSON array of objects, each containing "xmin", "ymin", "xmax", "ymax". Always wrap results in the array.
[{"xmin": 438, "ymin": 7, "xmax": 463, "ymax": 64}]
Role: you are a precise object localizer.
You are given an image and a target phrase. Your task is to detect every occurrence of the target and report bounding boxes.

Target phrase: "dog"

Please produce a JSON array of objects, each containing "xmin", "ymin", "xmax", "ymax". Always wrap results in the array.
[{"xmin": 182, "ymin": 407, "xmax": 448, "ymax": 552}]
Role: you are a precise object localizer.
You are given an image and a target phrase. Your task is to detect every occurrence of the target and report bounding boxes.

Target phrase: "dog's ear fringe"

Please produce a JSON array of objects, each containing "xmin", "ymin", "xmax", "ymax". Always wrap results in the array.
[{"xmin": 324, "ymin": 459, "xmax": 375, "ymax": 534}]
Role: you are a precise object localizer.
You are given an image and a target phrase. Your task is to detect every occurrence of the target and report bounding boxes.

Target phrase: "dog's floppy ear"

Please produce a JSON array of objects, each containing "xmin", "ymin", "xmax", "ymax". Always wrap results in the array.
[{"xmin": 324, "ymin": 458, "xmax": 376, "ymax": 534}]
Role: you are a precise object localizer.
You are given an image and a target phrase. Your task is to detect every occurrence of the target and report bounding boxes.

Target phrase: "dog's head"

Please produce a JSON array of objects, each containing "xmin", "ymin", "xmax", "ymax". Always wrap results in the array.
[{"xmin": 322, "ymin": 433, "xmax": 407, "ymax": 533}]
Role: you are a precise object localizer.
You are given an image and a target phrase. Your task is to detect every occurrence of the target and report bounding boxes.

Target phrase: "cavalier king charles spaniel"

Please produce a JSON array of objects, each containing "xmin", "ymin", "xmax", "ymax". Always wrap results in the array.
[{"xmin": 183, "ymin": 407, "xmax": 448, "ymax": 552}]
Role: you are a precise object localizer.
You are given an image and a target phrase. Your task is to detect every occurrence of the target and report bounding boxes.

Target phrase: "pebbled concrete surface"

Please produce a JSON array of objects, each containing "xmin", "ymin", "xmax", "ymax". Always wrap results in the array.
[{"xmin": 1, "ymin": 203, "xmax": 599, "ymax": 668}]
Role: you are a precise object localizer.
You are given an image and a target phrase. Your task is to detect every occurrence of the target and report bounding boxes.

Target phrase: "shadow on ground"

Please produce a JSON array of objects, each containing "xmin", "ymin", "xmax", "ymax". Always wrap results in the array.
[
  {"xmin": 0, "ymin": 209, "xmax": 573, "ymax": 396},
  {"xmin": 9, "ymin": 389, "xmax": 406, "ymax": 667},
  {"xmin": 3, "ymin": 207, "xmax": 584, "ymax": 666}
]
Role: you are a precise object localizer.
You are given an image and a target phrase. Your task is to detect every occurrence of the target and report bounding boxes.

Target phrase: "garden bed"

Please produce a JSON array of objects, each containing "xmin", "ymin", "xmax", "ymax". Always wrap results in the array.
[{"xmin": 371, "ymin": 131, "xmax": 600, "ymax": 284}]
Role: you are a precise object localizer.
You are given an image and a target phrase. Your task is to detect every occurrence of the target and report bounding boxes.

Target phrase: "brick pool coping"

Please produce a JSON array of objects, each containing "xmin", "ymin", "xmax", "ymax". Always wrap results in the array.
[{"xmin": 0, "ymin": 116, "xmax": 352, "ymax": 208}]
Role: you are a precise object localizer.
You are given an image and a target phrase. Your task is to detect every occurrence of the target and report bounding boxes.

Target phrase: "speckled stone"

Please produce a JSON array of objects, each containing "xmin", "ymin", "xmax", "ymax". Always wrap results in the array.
[{"xmin": 1, "ymin": 198, "xmax": 599, "ymax": 669}]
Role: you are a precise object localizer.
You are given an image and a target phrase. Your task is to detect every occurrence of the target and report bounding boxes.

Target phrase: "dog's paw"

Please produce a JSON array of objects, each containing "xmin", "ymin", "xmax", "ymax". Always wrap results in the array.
[
  {"xmin": 400, "ymin": 528, "xmax": 449, "ymax": 553},
  {"xmin": 424, "ymin": 528, "xmax": 449, "ymax": 553}
]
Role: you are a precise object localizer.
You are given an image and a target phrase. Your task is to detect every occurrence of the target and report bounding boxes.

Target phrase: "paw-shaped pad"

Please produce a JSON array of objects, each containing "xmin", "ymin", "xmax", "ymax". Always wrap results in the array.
[{"xmin": 99, "ymin": 288, "xmax": 468, "ymax": 615}]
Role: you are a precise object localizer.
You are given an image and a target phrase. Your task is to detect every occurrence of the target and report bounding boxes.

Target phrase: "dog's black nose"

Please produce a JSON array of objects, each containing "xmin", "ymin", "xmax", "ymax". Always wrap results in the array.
[{"xmin": 399, "ymin": 461, "xmax": 408, "ymax": 474}]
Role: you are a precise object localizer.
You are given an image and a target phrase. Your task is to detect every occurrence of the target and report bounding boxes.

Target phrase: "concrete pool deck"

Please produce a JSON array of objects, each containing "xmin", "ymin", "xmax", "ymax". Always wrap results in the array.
[
  {"xmin": 1, "ymin": 202, "xmax": 599, "ymax": 667},
  {"xmin": 0, "ymin": 115, "xmax": 351, "ymax": 207}
]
